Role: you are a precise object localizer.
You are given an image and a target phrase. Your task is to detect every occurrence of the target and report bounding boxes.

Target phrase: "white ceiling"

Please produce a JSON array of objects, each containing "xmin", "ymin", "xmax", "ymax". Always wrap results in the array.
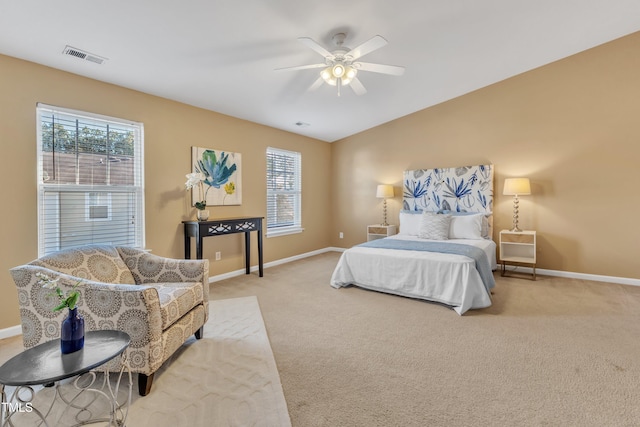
[{"xmin": 1, "ymin": 1, "xmax": 639, "ymax": 142}]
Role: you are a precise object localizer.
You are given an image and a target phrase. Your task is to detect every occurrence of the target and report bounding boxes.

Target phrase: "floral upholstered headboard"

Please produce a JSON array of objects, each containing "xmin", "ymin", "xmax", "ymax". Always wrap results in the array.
[{"xmin": 403, "ymin": 164, "xmax": 493, "ymax": 214}]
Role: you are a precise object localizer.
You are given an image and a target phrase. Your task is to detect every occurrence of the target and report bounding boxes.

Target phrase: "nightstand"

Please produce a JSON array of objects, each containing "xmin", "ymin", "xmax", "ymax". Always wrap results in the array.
[
  {"xmin": 367, "ymin": 224, "xmax": 397, "ymax": 241},
  {"xmin": 499, "ymin": 230, "xmax": 536, "ymax": 280}
]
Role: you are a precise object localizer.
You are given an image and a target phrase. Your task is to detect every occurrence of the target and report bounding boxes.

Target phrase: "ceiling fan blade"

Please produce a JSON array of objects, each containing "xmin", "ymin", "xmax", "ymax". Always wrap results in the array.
[
  {"xmin": 298, "ymin": 37, "xmax": 333, "ymax": 58},
  {"xmin": 349, "ymin": 77, "xmax": 367, "ymax": 96},
  {"xmin": 307, "ymin": 76, "xmax": 325, "ymax": 92},
  {"xmin": 275, "ymin": 63, "xmax": 327, "ymax": 72},
  {"xmin": 357, "ymin": 62, "xmax": 405, "ymax": 76},
  {"xmin": 346, "ymin": 35, "xmax": 388, "ymax": 60}
]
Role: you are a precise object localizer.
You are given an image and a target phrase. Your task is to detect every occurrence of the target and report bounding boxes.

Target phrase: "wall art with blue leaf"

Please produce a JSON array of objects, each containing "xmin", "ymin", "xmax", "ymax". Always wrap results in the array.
[{"xmin": 192, "ymin": 147, "xmax": 242, "ymax": 206}]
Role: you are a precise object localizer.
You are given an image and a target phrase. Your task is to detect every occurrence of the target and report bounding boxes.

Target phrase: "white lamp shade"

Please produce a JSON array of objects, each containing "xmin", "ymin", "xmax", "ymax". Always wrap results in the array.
[
  {"xmin": 503, "ymin": 178, "xmax": 531, "ymax": 196},
  {"xmin": 376, "ymin": 184, "xmax": 394, "ymax": 198}
]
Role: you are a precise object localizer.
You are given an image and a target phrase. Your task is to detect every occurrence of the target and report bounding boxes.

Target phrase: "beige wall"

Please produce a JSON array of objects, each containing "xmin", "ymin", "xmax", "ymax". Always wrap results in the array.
[
  {"xmin": 331, "ymin": 31, "xmax": 640, "ymax": 279},
  {"xmin": 0, "ymin": 54, "xmax": 331, "ymax": 329}
]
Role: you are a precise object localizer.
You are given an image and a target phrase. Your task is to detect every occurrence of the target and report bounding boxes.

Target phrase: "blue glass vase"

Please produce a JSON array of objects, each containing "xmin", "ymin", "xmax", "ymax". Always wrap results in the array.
[{"xmin": 61, "ymin": 307, "xmax": 85, "ymax": 354}]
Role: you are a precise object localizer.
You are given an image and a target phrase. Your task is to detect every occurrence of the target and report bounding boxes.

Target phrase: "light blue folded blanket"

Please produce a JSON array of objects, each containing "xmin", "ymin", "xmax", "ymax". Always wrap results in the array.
[{"xmin": 357, "ymin": 239, "xmax": 496, "ymax": 292}]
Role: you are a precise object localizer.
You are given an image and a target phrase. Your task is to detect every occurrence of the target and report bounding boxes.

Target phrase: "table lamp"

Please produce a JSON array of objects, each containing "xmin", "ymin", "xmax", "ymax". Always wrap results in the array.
[
  {"xmin": 503, "ymin": 178, "xmax": 531, "ymax": 232},
  {"xmin": 376, "ymin": 184, "xmax": 394, "ymax": 226}
]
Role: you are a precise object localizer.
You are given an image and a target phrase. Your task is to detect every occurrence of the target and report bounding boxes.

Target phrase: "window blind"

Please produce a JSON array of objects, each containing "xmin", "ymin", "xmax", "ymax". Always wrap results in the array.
[
  {"xmin": 36, "ymin": 104, "xmax": 145, "ymax": 256},
  {"xmin": 266, "ymin": 147, "xmax": 302, "ymax": 236}
]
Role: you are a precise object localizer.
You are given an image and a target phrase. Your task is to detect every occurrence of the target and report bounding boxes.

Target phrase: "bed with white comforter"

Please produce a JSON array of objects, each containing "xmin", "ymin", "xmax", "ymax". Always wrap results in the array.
[
  {"xmin": 330, "ymin": 234, "xmax": 497, "ymax": 315},
  {"xmin": 330, "ymin": 164, "xmax": 497, "ymax": 315}
]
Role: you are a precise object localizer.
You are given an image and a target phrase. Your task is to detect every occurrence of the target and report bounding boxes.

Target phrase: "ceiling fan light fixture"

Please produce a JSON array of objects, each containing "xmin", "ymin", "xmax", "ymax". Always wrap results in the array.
[
  {"xmin": 322, "ymin": 64, "xmax": 357, "ymax": 87},
  {"xmin": 332, "ymin": 64, "xmax": 345, "ymax": 78},
  {"xmin": 342, "ymin": 66, "xmax": 357, "ymax": 85},
  {"xmin": 321, "ymin": 67, "xmax": 337, "ymax": 86}
]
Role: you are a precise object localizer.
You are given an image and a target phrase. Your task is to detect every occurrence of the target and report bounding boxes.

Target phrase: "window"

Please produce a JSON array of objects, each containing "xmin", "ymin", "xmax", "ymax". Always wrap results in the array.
[
  {"xmin": 37, "ymin": 104, "xmax": 145, "ymax": 256},
  {"xmin": 266, "ymin": 147, "xmax": 302, "ymax": 236}
]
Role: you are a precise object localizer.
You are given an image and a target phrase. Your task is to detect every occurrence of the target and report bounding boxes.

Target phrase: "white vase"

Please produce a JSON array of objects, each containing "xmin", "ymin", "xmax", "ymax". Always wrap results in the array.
[{"xmin": 196, "ymin": 210, "xmax": 210, "ymax": 221}]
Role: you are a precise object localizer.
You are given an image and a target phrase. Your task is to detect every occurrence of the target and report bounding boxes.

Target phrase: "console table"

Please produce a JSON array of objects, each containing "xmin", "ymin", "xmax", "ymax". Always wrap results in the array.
[{"xmin": 182, "ymin": 216, "xmax": 264, "ymax": 277}]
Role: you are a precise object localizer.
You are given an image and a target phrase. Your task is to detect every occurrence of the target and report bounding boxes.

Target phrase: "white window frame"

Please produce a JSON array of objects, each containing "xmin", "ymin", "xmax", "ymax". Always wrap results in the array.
[
  {"xmin": 36, "ymin": 104, "xmax": 145, "ymax": 256},
  {"xmin": 266, "ymin": 147, "xmax": 302, "ymax": 237}
]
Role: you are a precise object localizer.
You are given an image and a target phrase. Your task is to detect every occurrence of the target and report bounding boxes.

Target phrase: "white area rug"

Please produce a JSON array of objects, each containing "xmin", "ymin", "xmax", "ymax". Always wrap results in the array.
[
  {"xmin": 4, "ymin": 297, "xmax": 291, "ymax": 427},
  {"xmin": 127, "ymin": 296, "xmax": 291, "ymax": 427}
]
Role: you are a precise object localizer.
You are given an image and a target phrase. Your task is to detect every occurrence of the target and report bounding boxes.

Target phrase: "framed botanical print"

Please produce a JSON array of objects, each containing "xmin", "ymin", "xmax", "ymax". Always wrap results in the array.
[{"xmin": 191, "ymin": 147, "xmax": 242, "ymax": 206}]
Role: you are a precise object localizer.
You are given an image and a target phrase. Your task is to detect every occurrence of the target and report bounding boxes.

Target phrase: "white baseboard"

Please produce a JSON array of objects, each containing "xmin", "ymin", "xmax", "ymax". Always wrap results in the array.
[
  {"xmin": 504, "ymin": 265, "xmax": 640, "ymax": 287},
  {"xmin": 327, "ymin": 246, "xmax": 346, "ymax": 253},
  {"xmin": 209, "ymin": 247, "xmax": 343, "ymax": 282},
  {"xmin": 3, "ymin": 248, "xmax": 636, "ymax": 339},
  {"xmin": 0, "ymin": 325, "xmax": 22, "ymax": 340}
]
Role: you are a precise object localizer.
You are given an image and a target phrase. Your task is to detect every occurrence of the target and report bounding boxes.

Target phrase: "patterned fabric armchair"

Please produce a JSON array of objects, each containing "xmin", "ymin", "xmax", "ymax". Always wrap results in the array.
[{"xmin": 9, "ymin": 245, "xmax": 209, "ymax": 396}]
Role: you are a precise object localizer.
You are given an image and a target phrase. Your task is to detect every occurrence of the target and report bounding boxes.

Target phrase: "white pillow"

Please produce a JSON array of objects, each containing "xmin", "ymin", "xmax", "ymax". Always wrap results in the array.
[
  {"xmin": 399, "ymin": 211, "xmax": 423, "ymax": 236},
  {"xmin": 449, "ymin": 213, "xmax": 483, "ymax": 240},
  {"xmin": 438, "ymin": 210, "xmax": 492, "ymax": 239},
  {"xmin": 418, "ymin": 212, "xmax": 451, "ymax": 240},
  {"xmin": 482, "ymin": 214, "xmax": 492, "ymax": 239}
]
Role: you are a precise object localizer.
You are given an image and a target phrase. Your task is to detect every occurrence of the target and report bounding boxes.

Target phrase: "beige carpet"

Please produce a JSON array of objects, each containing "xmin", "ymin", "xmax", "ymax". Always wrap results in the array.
[
  {"xmin": 0, "ymin": 297, "xmax": 291, "ymax": 427},
  {"xmin": 209, "ymin": 252, "xmax": 640, "ymax": 427}
]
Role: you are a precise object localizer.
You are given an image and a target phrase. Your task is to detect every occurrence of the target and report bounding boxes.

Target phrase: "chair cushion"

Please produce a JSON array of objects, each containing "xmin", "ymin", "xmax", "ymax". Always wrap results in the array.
[
  {"xmin": 30, "ymin": 245, "xmax": 136, "ymax": 284},
  {"xmin": 154, "ymin": 282, "xmax": 204, "ymax": 330}
]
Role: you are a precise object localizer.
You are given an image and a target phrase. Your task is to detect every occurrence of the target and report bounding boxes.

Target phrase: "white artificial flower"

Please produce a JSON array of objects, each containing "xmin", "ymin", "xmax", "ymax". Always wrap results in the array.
[
  {"xmin": 36, "ymin": 272, "xmax": 60, "ymax": 289},
  {"xmin": 185, "ymin": 172, "xmax": 205, "ymax": 190},
  {"xmin": 42, "ymin": 280, "xmax": 59, "ymax": 290}
]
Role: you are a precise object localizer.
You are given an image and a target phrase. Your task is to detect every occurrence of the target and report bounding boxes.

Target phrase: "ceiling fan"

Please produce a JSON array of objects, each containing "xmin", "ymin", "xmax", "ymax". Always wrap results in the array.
[{"xmin": 276, "ymin": 32, "xmax": 405, "ymax": 96}]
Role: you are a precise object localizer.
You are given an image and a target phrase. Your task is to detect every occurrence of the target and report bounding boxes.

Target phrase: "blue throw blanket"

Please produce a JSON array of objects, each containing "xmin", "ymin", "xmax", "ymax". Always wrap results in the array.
[{"xmin": 358, "ymin": 239, "xmax": 496, "ymax": 292}]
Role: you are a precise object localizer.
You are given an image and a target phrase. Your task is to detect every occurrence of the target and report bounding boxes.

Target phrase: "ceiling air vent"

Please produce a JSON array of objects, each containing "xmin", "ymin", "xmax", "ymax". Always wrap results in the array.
[{"xmin": 62, "ymin": 46, "xmax": 107, "ymax": 65}]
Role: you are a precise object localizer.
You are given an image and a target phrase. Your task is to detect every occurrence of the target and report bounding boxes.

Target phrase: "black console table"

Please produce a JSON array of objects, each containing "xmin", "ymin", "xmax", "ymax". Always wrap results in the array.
[{"xmin": 182, "ymin": 216, "xmax": 264, "ymax": 277}]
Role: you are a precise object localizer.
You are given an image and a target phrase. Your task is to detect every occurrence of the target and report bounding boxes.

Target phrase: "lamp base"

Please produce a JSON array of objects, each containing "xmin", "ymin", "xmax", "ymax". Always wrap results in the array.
[
  {"xmin": 381, "ymin": 199, "xmax": 388, "ymax": 227},
  {"xmin": 511, "ymin": 195, "xmax": 522, "ymax": 233}
]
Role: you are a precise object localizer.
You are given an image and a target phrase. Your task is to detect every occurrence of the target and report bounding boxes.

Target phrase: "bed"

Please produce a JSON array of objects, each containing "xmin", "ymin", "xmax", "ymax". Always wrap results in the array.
[{"xmin": 330, "ymin": 164, "xmax": 496, "ymax": 315}]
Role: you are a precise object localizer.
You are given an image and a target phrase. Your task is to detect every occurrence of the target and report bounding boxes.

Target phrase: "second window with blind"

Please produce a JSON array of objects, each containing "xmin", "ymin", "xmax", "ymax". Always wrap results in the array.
[{"xmin": 266, "ymin": 147, "xmax": 302, "ymax": 237}]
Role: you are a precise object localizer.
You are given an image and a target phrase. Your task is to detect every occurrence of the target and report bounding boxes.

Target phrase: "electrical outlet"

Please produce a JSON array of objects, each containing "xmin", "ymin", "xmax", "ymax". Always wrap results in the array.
[
  {"xmin": 215, "ymin": 251, "xmax": 221, "ymax": 261},
  {"xmin": 339, "ymin": 232, "xmax": 344, "ymax": 239}
]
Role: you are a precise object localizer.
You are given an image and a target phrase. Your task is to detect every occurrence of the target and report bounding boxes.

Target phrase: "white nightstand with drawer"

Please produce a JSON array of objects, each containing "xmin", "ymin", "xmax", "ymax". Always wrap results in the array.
[
  {"xmin": 499, "ymin": 230, "xmax": 536, "ymax": 280},
  {"xmin": 367, "ymin": 225, "xmax": 397, "ymax": 241}
]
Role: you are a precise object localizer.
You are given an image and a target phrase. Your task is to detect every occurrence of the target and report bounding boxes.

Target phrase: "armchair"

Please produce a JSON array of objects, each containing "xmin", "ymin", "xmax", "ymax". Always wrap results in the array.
[{"xmin": 9, "ymin": 245, "xmax": 209, "ymax": 396}]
